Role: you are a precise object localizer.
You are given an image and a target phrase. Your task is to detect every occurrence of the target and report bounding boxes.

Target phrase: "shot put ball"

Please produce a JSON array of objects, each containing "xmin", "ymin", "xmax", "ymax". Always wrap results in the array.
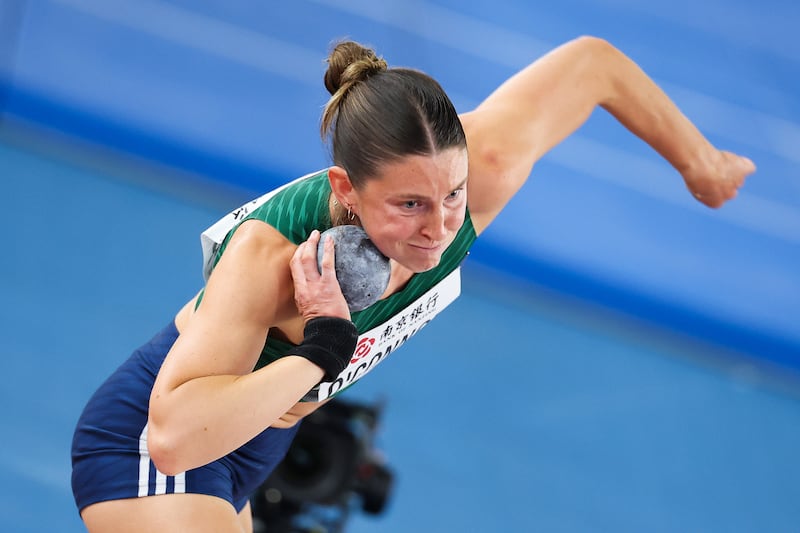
[{"xmin": 316, "ymin": 225, "xmax": 391, "ymax": 312}]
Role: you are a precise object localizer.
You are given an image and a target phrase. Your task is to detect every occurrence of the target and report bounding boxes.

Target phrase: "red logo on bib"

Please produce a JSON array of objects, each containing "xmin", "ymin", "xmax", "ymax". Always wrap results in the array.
[{"xmin": 351, "ymin": 337, "xmax": 375, "ymax": 363}]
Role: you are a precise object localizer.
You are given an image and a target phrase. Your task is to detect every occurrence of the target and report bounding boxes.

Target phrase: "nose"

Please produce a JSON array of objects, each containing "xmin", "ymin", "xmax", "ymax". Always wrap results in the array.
[{"xmin": 421, "ymin": 205, "xmax": 448, "ymax": 243}]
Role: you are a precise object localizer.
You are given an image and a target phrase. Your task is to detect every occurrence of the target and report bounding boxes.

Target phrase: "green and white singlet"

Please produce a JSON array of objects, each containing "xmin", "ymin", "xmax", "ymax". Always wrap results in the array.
[{"xmin": 199, "ymin": 169, "xmax": 477, "ymax": 401}]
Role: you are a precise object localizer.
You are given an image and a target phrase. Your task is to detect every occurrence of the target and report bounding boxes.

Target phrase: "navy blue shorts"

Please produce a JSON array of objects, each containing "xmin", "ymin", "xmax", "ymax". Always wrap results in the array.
[{"xmin": 71, "ymin": 321, "xmax": 300, "ymax": 513}]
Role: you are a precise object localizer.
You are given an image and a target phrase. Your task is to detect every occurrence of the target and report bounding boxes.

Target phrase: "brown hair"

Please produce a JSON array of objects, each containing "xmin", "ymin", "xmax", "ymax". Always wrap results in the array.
[{"xmin": 321, "ymin": 40, "xmax": 466, "ymax": 193}]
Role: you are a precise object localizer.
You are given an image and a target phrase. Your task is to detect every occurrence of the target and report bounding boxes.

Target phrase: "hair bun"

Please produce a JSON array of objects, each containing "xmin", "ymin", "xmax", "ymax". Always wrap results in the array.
[{"xmin": 324, "ymin": 41, "xmax": 387, "ymax": 96}]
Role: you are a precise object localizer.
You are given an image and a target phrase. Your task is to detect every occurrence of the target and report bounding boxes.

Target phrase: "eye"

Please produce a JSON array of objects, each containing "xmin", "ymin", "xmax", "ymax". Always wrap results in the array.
[
  {"xmin": 403, "ymin": 200, "xmax": 420, "ymax": 209},
  {"xmin": 446, "ymin": 188, "xmax": 463, "ymax": 200}
]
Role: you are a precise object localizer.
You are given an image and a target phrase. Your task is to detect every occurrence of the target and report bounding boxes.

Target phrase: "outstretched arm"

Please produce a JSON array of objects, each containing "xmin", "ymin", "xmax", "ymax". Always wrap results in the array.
[{"xmin": 460, "ymin": 36, "xmax": 756, "ymax": 234}]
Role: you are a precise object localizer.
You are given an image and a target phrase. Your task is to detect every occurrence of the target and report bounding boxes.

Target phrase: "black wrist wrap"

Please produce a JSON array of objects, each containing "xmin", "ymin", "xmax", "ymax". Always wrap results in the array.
[{"xmin": 289, "ymin": 317, "xmax": 358, "ymax": 381}]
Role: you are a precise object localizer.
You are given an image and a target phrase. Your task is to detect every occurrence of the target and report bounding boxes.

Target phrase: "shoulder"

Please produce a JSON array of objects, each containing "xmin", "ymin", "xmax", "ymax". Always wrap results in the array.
[
  {"xmin": 249, "ymin": 170, "xmax": 333, "ymax": 244},
  {"xmin": 207, "ymin": 220, "xmax": 299, "ymax": 324},
  {"xmin": 460, "ymin": 109, "xmax": 532, "ymax": 235},
  {"xmin": 221, "ymin": 219, "xmax": 296, "ymax": 273}
]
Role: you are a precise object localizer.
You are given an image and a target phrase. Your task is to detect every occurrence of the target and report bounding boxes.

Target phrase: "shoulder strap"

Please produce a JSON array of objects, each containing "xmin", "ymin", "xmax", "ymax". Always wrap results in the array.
[{"xmin": 199, "ymin": 170, "xmax": 326, "ymax": 280}]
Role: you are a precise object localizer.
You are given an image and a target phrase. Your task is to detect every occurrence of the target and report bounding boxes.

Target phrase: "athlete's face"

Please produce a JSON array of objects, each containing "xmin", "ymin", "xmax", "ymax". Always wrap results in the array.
[{"xmin": 353, "ymin": 147, "xmax": 469, "ymax": 273}]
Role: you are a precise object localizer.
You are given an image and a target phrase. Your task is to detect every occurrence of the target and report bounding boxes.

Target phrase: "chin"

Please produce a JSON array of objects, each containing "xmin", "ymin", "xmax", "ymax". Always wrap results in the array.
[
  {"xmin": 409, "ymin": 255, "xmax": 442, "ymax": 273},
  {"xmin": 387, "ymin": 242, "xmax": 448, "ymax": 273}
]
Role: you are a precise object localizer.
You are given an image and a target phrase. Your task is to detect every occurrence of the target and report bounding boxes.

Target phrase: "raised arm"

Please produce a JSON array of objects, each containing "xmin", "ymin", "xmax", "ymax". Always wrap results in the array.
[
  {"xmin": 147, "ymin": 223, "xmax": 348, "ymax": 475},
  {"xmin": 460, "ymin": 36, "xmax": 756, "ymax": 234}
]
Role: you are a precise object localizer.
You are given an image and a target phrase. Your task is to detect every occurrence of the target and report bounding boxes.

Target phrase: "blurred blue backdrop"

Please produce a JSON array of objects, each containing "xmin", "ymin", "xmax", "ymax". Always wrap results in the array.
[{"xmin": 1, "ymin": 1, "xmax": 799, "ymax": 532}]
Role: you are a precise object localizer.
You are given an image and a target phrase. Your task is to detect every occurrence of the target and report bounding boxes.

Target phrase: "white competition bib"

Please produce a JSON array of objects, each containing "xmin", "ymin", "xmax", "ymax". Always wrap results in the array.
[
  {"xmin": 303, "ymin": 267, "xmax": 462, "ymax": 402},
  {"xmin": 199, "ymin": 170, "xmax": 325, "ymax": 280}
]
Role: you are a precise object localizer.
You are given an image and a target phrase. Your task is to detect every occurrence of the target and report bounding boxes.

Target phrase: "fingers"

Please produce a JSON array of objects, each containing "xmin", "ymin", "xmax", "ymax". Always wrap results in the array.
[
  {"xmin": 687, "ymin": 150, "xmax": 755, "ymax": 209},
  {"xmin": 291, "ymin": 230, "xmax": 337, "ymax": 282},
  {"xmin": 319, "ymin": 232, "xmax": 337, "ymax": 281},
  {"xmin": 695, "ymin": 189, "xmax": 726, "ymax": 209},
  {"xmin": 291, "ymin": 229, "xmax": 322, "ymax": 279},
  {"xmin": 719, "ymin": 152, "xmax": 755, "ymax": 206},
  {"xmin": 735, "ymin": 154, "xmax": 756, "ymax": 187},
  {"xmin": 740, "ymin": 155, "xmax": 756, "ymax": 173},
  {"xmin": 290, "ymin": 230, "xmax": 317, "ymax": 287},
  {"xmin": 290, "ymin": 229, "xmax": 351, "ymax": 322}
]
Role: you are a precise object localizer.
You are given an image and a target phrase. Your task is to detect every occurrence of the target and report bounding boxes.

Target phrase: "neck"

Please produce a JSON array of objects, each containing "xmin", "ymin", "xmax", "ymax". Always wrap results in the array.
[{"xmin": 380, "ymin": 260, "xmax": 414, "ymax": 299}]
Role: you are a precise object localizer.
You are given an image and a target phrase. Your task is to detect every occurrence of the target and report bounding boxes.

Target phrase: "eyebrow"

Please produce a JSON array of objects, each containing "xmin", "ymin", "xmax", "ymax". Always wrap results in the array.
[{"xmin": 392, "ymin": 176, "xmax": 469, "ymax": 201}]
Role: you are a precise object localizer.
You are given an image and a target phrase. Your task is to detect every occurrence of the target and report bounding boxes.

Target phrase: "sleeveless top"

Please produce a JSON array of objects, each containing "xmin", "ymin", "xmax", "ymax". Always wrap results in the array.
[{"xmin": 198, "ymin": 169, "xmax": 477, "ymax": 401}]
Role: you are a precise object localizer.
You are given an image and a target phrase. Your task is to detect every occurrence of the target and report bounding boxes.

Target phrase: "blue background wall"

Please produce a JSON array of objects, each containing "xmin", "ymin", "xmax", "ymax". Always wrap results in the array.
[
  {"xmin": 1, "ymin": 1, "xmax": 799, "ymax": 532},
  {"xmin": 2, "ymin": 0, "xmax": 798, "ymax": 364}
]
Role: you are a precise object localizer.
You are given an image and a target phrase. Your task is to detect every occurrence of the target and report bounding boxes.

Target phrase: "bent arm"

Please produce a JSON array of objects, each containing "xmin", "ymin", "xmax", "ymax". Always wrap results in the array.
[
  {"xmin": 461, "ymin": 36, "xmax": 755, "ymax": 234},
  {"xmin": 147, "ymin": 221, "xmax": 324, "ymax": 475}
]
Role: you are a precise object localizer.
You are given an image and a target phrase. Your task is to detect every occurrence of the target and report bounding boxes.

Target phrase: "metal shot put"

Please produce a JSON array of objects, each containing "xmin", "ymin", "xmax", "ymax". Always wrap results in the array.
[{"xmin": 316, "ymin": 225, "xmax": 391, "ymax": 312}]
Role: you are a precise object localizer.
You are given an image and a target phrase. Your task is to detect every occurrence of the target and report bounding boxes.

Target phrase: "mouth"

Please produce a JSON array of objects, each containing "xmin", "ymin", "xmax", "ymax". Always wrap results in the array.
[{"xmin": 408, "ymin": 242, "xmax": 445, "ymax": 253}]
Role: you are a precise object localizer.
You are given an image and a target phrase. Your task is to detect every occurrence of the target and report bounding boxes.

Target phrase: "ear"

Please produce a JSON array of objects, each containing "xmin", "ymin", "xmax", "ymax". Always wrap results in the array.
[{"xmin": 328, "ymin": 165, "xmax": 358, "ymax": 207}]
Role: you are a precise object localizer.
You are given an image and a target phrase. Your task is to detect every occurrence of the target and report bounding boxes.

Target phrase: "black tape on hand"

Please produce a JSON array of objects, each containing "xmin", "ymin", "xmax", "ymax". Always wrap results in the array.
[{"xmin": 289, "ymin": 317, "xmax": 358, "ymax": 381}]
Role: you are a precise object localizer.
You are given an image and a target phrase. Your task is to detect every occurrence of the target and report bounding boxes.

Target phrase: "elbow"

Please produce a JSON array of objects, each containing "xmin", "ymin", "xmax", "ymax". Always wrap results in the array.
[
  {"xmin": 569, "ymin": 35, "xmax": 618, "ymax": 69},
  {"xmin": 568, "ymin": 35, "xmax": 625, "ymax": 106},
  {"xmin": 572, "ymin": 35, "xmax": 613, "ymax": 52},
  {"xmin": 146, "ymin": 420, "xmax": 185, "ymax": 476},
  {"xmin": 147, "ymin": 378, "xmax": 194, "ymax": 475}
]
